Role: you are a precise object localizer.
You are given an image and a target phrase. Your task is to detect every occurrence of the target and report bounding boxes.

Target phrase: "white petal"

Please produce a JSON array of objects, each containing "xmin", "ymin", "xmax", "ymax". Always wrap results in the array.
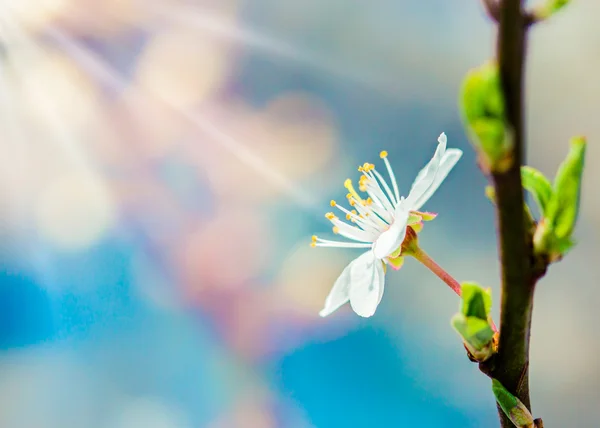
[
  {"xmin": 319, "ymin": 250, "xmax": 375, "ymax": 317},
  {"xmin": 410, "ymin": 148, "xmax": 462, "ymax": 211},
  {"xmin": 406, "ymin": 134, "xmax": 447, "ymax": 208},
  {"xmin": 348, "ymin": 252, "xmax": 385, "ymax": 317},
  {"xmin": 372, "ymin": 202, "xmax": 410, "ymax": 259},
  {"xmin": 438, "ymin": 132, "xmax": 447, "ymax": 145}
]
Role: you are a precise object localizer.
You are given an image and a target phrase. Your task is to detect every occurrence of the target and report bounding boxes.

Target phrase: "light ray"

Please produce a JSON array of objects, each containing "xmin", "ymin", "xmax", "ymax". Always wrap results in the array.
[
  {"xmin": 44, "ymin": 25, "xmax": 320, "ymax": 211},
  {"xmin": 0, "ymin": 10, "xmax": 93, "ymax": 173},
  {"xmin": 150, "ymin": 2, "xmax": 395, "ymax": 95}
]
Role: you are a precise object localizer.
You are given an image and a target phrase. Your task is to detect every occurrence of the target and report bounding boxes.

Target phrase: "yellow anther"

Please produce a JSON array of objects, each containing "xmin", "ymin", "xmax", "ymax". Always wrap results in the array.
[
  {"xmin": 349, "ymin": 199, "xmax": 356, "ymax": 206},
  {"xmin": 361, "ymin": 162, "xmax": 374, "ymax": 172},
  {"xmin": 325, "ymin": 212, "xmax": 336, "ymax": 220},
  {"xmin": 380, "ymin": 150, "xmax": 388, "ymax": 159},
  {"xmin": 332, "ymin": 226, "xmax": 340, "ymax": 234},
  {"xmin": 330, "ymin": 199, "xmax": 337, "ymax": 207},
  {"xmin": 366, "ymin": 197, "xmax": 373, "ymax": 205},
  {"xmin": 311, "ymin": 235, "xmax": 318, "ymax": 242},
  {"xmin": 310, "ymin": 242, "xmax": 316, "ymax": 248},
  {"xmin": 351, "ymin": 210, "xmax": 357, "ymax": 215},
  {"xmin": 346, "ymin": 213, "xmax": 352, "ymax": 220},
  {"xmin": 358, "ymin": 166, "xmax": 364, "ymax": 172},
  {"xmin": 359, "ymin": 185, "xmax": 367, "ymax": 192},
  {"xmin": 344, "ymin": 179, "xmax": 364, "ymax": 203}
]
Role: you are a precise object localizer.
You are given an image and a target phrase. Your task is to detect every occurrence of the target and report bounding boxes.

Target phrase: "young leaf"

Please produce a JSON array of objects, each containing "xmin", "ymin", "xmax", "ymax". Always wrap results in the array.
[
  {"xmin": 461, "ymin": 282, "xmax": 492, "ymax": 320},
  {"xmin": 451, "ymin": 283, "xmax": 495, "ymax": 361},
  {"xmin": 492, "ymin": 379, "xmax": 535, "ymax": 428},
  {"xmin": 521, "ymin": 166, "xmax": 553, "ymax": 216},
  {"xmin": 532, "ymin": 0, "xmax": 571, "ymax": 21},
  {"xmin": 535, "ymin": 136, "xmax": 586, "ymax": 260},
  {"xmin": 547, "ymin": 136, "xmax": 586, "ymax": 240},
  {"xmin": 460, "ymin": 61, "xmax": 512, "ymax": 172},
  {"xmin": 452, "ymin": 314, "xmax": 495, "ymax": 351}
]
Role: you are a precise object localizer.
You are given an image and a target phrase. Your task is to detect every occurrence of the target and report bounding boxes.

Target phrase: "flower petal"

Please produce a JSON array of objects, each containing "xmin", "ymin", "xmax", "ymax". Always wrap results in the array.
[
  {"xmin": 319, "ymin": 250, "xmax": 373, "ymax": 317},
  {"xmin": 410, "ymin": 148, "xmax": 463, "ymax": 211},
  {"xmin": 372, "ymin": 202, "xmax": 410, "ymax": 259},
  {"xmin": 348, "ymin": 252, "xmax": 385, "ymax": 317},
  {"xmin": 406, "ymin": 133, "xmax": 447, "ymax": 208}
]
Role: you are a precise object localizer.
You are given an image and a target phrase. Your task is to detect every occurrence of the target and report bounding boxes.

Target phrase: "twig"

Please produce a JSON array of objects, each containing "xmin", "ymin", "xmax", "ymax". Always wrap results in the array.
[
  {"xmin": 482, "ymin": 0, "xmax": 501, "ymax": 22},
  {"xmin": 478, "ymin": 0, "xmax": 538, "ymax": 426}
]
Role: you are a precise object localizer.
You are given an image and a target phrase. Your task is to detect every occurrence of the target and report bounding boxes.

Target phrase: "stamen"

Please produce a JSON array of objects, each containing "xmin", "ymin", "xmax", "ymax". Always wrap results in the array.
[
  {"xmin": 325, "ymin": 212, "xmax": 336, "ymax": 220},
  {"xmin": 344, "ymin": 179, "xmax": 363, "ymax": 203},
  {"xmin": 380, "ymin": 150, "xmax": 388, "ymax": 158},
  {"xmin": 332, "ymin": 226, "xmax": 340, "ymax": 234},
  {"xmin": 362, "ymin": 163, "xmax": 375, "ymax": 172},
  {"xmin": 313, "ymin": 240, "xmax": 373, "ymax": 249},
  {"xmin": 382, "ymin": 156, "xmax": 401, "ymax": 204},
  {"xmin": 358, "ymin": 175, "xmax": 369, "ymax": 192},
  {"xmin": 310, "ymin": 242, "xmax": 316, "ymax": 248},
  {"xmin": 333, "ymin": 200, "xmax": 378, "ymax": 233},
  {"xmin": 370, "ymin": 169, "xmax": 398, "ymax": 206},
  {"xmin": 330, "ymin": 200, "xmax": 337, "ymax": 207},
  {"xmin": 311, "ymin": 235, "xmax": 318, "ymax": 242},
  {"xmin": 352, "ymin": 195, "xmax": 387, "ymax": 228},
  {"xmin": 359, "ymin": 170, "xmax": 396, "ymax": 219}
]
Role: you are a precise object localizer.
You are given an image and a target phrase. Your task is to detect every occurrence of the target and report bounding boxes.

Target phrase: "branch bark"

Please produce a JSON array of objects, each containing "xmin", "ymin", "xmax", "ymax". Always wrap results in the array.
[
  {"xmin": 482, "ymin": 0, "xmax": 500, "ymax": 22},
  {"xmin": 479, "ymin": 0, "xmax": 537, "ymax": 426}
]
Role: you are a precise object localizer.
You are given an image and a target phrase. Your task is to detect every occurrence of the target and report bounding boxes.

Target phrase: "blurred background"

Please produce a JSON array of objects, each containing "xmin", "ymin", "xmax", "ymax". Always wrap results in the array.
[{"xmin": 0, "ymin": 0, "xmax": 598, "ymax": 426}]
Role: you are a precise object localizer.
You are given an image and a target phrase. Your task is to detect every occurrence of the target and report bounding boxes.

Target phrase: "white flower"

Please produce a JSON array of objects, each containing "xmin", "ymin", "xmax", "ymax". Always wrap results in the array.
[{"xmin": 313, "ymin": 132, "xmax": 462, "ymax": 317}]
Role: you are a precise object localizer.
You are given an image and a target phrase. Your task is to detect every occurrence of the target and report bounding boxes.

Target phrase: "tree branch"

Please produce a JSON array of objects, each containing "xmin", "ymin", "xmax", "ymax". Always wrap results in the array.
[
  {"xmin": 482, "ymin": 0, "xmax": 501, "ymax": 23},
  {"xmin": 479, "ymin": 0, "xmax": 537, "ymax": 426}
]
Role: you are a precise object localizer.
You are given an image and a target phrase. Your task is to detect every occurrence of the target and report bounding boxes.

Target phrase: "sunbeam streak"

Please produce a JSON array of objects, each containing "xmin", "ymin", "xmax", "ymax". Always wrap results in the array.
[
  {"xmin": 0, "ymin": 13, "xmax": 94, "ymax": 173},
  {"xmin": 150, "ymin": 2, "xmax": 396, "ymax": 95},
  {"xmin": 0, "ymin": 35, "xmax": 29, "ymax": 215},
  {"xmin": 44, "ymin": 25, "xmax": 320, "ymax": 211}
]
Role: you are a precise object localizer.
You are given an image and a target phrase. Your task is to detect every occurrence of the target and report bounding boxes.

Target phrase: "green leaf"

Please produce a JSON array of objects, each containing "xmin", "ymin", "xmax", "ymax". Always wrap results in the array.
[
  {"xmin": 521, "ymin": 166, "xmax": 553, "ymax": 216},
  {"xmin": 492, "ymin": 379, "xmax": 535, "ymax": 427},
  {"xmin": 533, "ymin": 136, "xmax": 586, "ymax": 261},
  {"xmin": 461, "ymin": 61, "xmax": 504, "ymax": 123},
  {"xmin": 460, "ymin": 61, "xmax": 512, "ymax": 171},
  {"xmin": 533, "ymin": 0, "xmax": 571, "ymax": 20},
  {"xmin": 452, "ymin": 314, "xmax": 495, "ymax": 351},
  {"xmin": 451, "ymin": 283, "xmax": 495, "ymax": 361},
  {"xmin": 547, "ymin": 136, "xmax": 586, "ymax": 239},
  {"xmin": 461, "ymin": 282, "xmax": 492, "ymax": 320}
]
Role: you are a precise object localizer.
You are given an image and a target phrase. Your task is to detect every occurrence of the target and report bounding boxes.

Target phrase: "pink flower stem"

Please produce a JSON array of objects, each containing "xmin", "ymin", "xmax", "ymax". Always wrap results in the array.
[{"xmin": 411, "ymin": 246, "xmax": 498, "ymax": 333}]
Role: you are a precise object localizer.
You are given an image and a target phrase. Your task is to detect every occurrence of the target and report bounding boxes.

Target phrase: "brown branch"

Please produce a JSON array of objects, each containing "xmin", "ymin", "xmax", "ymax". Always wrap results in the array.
[
  {"xmin": 478, "ymin": 0, "xmax": 539, "ymax": 427},
  {"xmin": 482, "ymin": 0, "xmax": 501, "ymax": 22}
]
